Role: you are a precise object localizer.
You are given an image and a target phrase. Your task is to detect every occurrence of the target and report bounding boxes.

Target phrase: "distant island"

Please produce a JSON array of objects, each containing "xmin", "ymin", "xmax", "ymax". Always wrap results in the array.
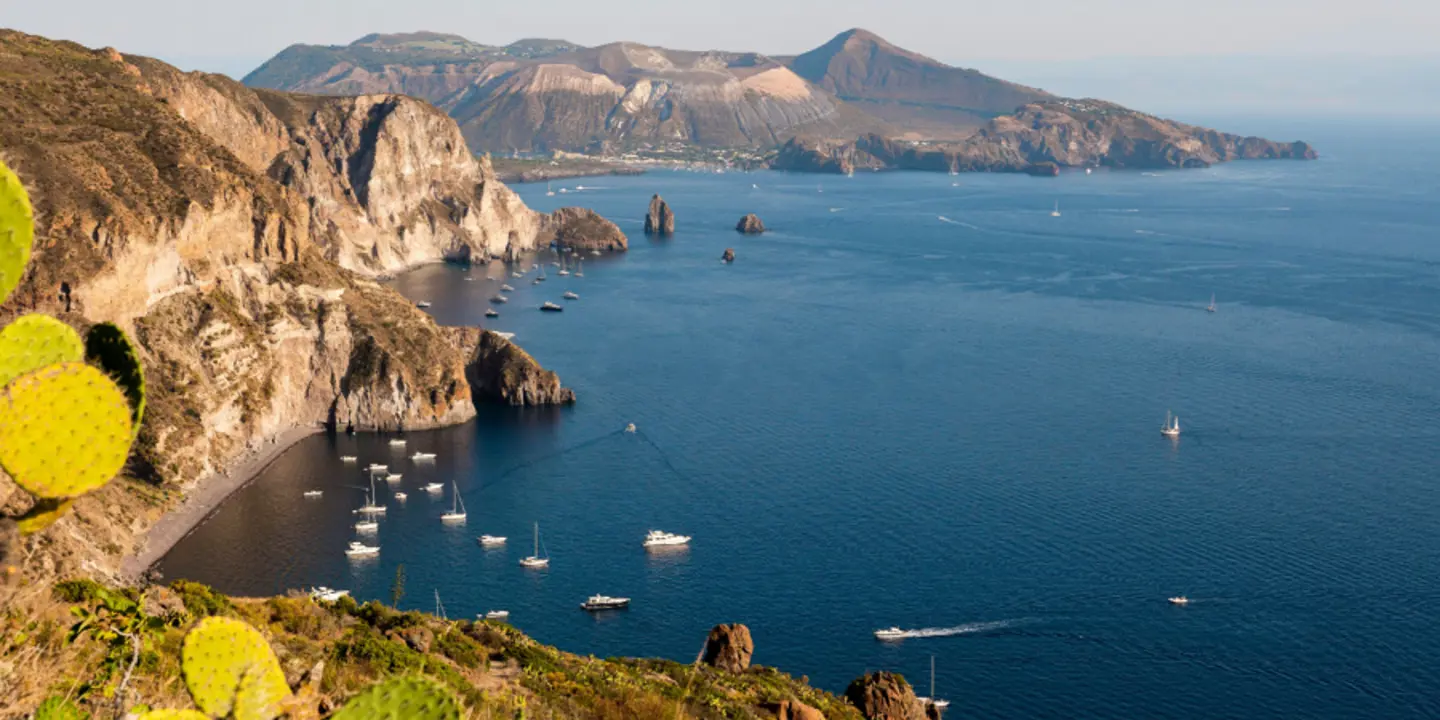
[
  {"xmin": 244, "ymin": 28, "xmax": 1315, "ymax": 174},
  {"xmin": 490, "ymin": 156, "xmax": 645, "ymax": 184}
]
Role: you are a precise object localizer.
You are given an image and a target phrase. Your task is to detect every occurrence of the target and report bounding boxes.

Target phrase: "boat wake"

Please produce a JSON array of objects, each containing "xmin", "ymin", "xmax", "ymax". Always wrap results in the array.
[
  {"xmin": 881, "ymin": 619, "xmax": 1026, "ymax": 640},
  {"xmin": 937, "ymin": 216, "xmax": 981, "ymax": 230}
]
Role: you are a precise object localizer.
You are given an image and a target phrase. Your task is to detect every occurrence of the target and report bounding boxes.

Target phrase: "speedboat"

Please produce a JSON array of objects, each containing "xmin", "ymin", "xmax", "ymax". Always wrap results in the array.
[
  {"xmin": 563, "ymin": 291, "xmax": 579, "ymax": 300},
  {"xmin": 873, "ymin": 627, "xmax": 907, "ymax": 640},
  {"xmin": 410, "ymin": 452, "xmax": 437, "ymax": 461},
  {"xmin": 303, "ymin": 490, "xmax": 323, "ymax": 498},
  {"xmin": 490, "ymin": 295, "xmax": 508, "ymax": 304},
  {"xmin": 540, "ymin": 302, "xmax": 563, "ymax": 312},
  {"xmin": 580, "ymin": 595, "xmax": 631, "ymax": 611},
  {"xmin": 478, "ymin": 535, "xmax": 507, "ymax": 546},
  {"xmin": 416, "ymin": 301, "xmax": 432, "ymax": 308},
  {"xmin": 1169, "ymin": 596, "xmax": 1190, "ymax": 605},
  {"xmin": 643, "ymin": 530, "xmax": 691, "ymax": 547},
  {"xmin": 424, "ymin": 482, "xmax": 444, "ymax": 493},
  {"xmin": 368, "ymin": 463, "xmax": 388, "ymax": 472},
  {"xmin": 512, "ymin": 271, "xmax": 524, "ymax": 278},
  {"xmin": 500, "ymin": 284, "xmax": 514, "ymax": 292},
  {"xmin": 309, "ymin": 587, "xmax": 349, "ymax": 602},
  {"xmin": 345, "ymin": 541, "xmax": 379, "ymax": 557},
  {"xmin": 394, "ymin": 492, "xmax": 408, "ymax": 501},
  {"xmin": 389, "ymin": 439, "xmax": 407, "ymax": 446},
  {"xmin": 340, "ymin": 456, "xmax": 357, "ymax": 463},
  {"xmin": 484, "ymin": 610, "xmax": 510, "ymax": 620},
  {"xmin": 485, "ymin": 308, "xmax": 499, "ymax": 318},
  {"xmin": 354, "ymin": 520, "xmax": 378, "ymax": 533}
]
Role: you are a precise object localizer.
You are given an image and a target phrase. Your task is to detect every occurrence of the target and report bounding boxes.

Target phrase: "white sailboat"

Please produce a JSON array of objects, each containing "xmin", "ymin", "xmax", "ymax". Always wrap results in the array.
[
  {"xmin": 1206, "ymin": 293, "xmax": 1217, "ymax": 313},
  {"xmin": 916, "ymin": 655, "xmax": 950, "ymax": 709},
  {"xmin": 355, "ymin": 473, "xmax": 386, "ymax": 514},
  {"xmin": 1051, "ymin": 200, "xmax": 1062, "ymax": 217},
  {"xmin": 354, "ymin": 519, "xmax": 378, "ymax": 533},
  {"xmin": 558, "ymin": 255, "xmax": 570, "ymax": 276},
  {"xmin": 546, "ymin": 182, "xmax": 555, "ymax": 197},
  {"xmin": 519, "ymin": 522, "xmax": 550, "ymax": 568},
  {"xmin": 1162, "ymin": 411, "xmax": 1182, "ymax": 438},
  {"xmin": 440, "ymin": 479, "xmax": 467, "ymax": 523}
]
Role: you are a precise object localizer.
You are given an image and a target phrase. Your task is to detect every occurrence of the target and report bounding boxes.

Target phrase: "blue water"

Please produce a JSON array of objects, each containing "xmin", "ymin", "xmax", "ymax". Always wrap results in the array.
[{"xmin": 158, "ymin": 120, "xmax": 1440, "ymax": 718}]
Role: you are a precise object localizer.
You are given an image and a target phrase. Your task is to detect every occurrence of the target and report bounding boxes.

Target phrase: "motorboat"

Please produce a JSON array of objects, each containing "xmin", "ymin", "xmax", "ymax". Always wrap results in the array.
[
  {"xmin": 368, "ymin": 463, "xmax": 388, "ymax": 472},
  {"xmin": 416, "ymin": 301, "xmax": 432, "ymax": 308},
  {"xmin": 500, "ymin": 284, "xmax": 514, "ymax": 292},
  {"xmin": 563, "ymin": 291, "xmax": 579, "ymax": 300},
  {"xmin": 384, "ymin": 473, "xmax": 402, "ymax": 483},
  {"xmin": 485, "ymin": 308, "xmax": 499, "ymax": 318},
  {"xmin": 354, "ymin": 520, "xmax": 378, "ymax": 533},
  {"xmin": 484, "ymin": 610, "xmax": 510, "ymax": 620},
  {"xmin": 873, "ymin": 627, "xmax": 907, "ymax": 640},
  {"xmin": 424, "ymin": 482, "xmax": 444, "ymax": 493},
  {"xmin": 340, "ymin": 456, "xmax": 357, "ymax": 463},
  {"xmin": 478, "ymin": 535, "xmax": 507, "ymax": 546},
  {"xmin": 540, "ymin": 302, "xmax": 563, "ymax": 312},
  {"xmin": 512, "ymin": 271, "xmax": 524, "ymax": 278},
  {"xmin": 643, "ymin": 530, "xmax": 691, "ymax": 548},
  {"xmin": 490, "ymin": 295, "xmax": 508, "ymax": 304},
  {"xmin": 345, "ymin": 541, "xmax": 379, "ymax": 557},
  {"xmin": 309, "ymin": 587, "xmax": 349, "ymax": 602},
  {"xmin": 1169, "ymin": 596, "xmax": 1190, "ymax": 605},
  {"xmin": 440, "ymin": 479, "xmax": 467, "ymax": 523},
  {"xmin": 303, "ymin": 490, "xmax": 323, "ymax": 498},
  {"xmin": 389, "ymin": 438, "xmax": 407, "ymax": 446},
  {"xmin": 410, "ymin": 452, "xmax": 437, "ymax": 461},
  {"xmin": 580, "ymin": 595, "xmax": 630, "ymax": 611},
  {"xmin": 394, "ymin": 492, "xmax": 408, "ymax": 501},
  {"xmin": 520, "ymin": 522, "xmax": 550, "ymax": 568},
  {"xmin": 1162, "ymin": 411, "xmax": 1181, "ymax": 438}
]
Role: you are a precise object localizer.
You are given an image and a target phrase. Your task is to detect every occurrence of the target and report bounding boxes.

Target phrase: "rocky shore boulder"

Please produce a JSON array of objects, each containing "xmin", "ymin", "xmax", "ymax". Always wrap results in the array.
[
  {"xmin": 701, "ymin": 623, "xmax": 754, "ymax": 672},
  {"xmin": 457, "ymin": 330, "xmax": 577, "ymax": 407},
  {"xmin": 845, "ymin": 672, "xmax": 927, "ymax": 720},
  {"xmin": 763, "ymin": 699, "xmax": 826, "ymax": 720},
  {"xmin": 645, "ymin": 194, "xmax": 675, "ymax": 235},
  {"xmin": 542, "ymin": 207, "xmax": 628, "ymax": 252},
  {"xmin": 736, "ymin": 214, "xmax": 766, "ymax": 234},
  {"xmin": 721, "ymin": 248, "xmax": 736, "ymax": 263}
]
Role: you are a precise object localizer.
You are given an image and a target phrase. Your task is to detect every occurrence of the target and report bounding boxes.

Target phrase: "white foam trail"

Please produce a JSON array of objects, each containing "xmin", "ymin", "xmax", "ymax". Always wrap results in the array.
[
  {"xmin": 937, "ymin": 216, "xmax": 981, "ymax": 230},
  {"xmin": 829, "ymin": 207, "xmax": 844, "ymax": 213},
  {"xmin": 882, "ymin": 619, "xmax": 1021, "ymax": 639}
]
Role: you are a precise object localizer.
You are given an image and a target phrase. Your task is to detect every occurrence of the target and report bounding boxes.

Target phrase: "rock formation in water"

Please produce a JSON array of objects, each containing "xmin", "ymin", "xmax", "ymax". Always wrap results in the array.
[
  {"xmin": 701, "ymin": 623, "xmax": 755, "ymax": 672},
  {"xmin": 844, "ymin": 672, "xmax": 928, "ymax": 720},
  {"xmin": 722, "ymin": 248, "xmax": 736, "ymax": 263},
  {"xmin": 645, "ymin": 195, "xmax": 676, "ymax": 235},
  {"xmin": 736, "ymin": 214, "xmax": 766, "ymax": 234},
  {"xmin": 541, "ymin": 207, "xmax": 628, "ymax": 252},
  {"xmin": 460, "ymin": 330, "xmax": 577, "ymax": 407}
]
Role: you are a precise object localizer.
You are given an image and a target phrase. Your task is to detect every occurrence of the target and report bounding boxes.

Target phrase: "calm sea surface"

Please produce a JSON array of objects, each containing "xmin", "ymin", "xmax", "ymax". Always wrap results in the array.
[{"xmin": 159, "ymin": 119, "xmax": 1440, "ymax": 718}]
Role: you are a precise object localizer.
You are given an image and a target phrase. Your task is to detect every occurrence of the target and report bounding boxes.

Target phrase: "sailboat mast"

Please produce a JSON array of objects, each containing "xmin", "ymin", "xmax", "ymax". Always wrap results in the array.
[
  {"xmin": 533, "ymin": 522, "xmax": 539, "ymax": 557},
  {"xmin": 930, "ymin": 655, "xmax": 935, "ymax": 698}
]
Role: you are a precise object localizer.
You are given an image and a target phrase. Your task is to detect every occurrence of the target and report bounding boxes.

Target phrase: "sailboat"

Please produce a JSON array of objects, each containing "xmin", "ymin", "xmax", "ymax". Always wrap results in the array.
[
  {"xmin": 440, "ymin": 478, "xmax": 467, "ymax": 523},
  {"xmin": 546, "ymin": 182, "xmax": 555, "ymax": 197},
  {"xmin": 1051, "ymin": 200, "xmax": 1062, "ymax": 217},
  {"xmin": 435, "ymin": 590, "xmax": 448, "ymax": 620},
  {"xmin": 354, "ymin": 473, "xmax": 386, "ymax": 514},
  {"xmin": 1162, "ymin": 411, "xmax": 1182, "ymax": 438},
  {"xmin": 1206, "ymin": 293, "xmax": 1217, "ymax": 313},
  {"xmin": 575, "ymin": 259, "xmax": 584, "ymax": 278},
  {"xmin": 519, "ymin": 522, "xmax": 550, "ymax": 568},
  {"xmin": 558, "ymin": 255, "xmax": 570, "ymax": 276},
  {"xmin": 915, "ymin": 656, "xmax": 950, "ymax": 709}
]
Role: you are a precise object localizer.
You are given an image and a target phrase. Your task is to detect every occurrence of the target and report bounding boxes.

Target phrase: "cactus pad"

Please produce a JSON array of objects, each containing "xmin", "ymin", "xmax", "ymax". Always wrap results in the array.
[
  {"xmin": 0, "ymin": 315, "xmax": 84, "ymax": 389},
  {"xmin": 233, "ymin": 660, "xmax": 292, "ymax": 720},
  {"xmin": 0, "ymin": 362, "xmax": 133, "ymax": 499},
  {"xmin": 85, "ymin": 322, "xmax": 146, "ymax": 433},
  {"xmin": 181, "ymin": 616, "xmax": 285, "ymax": 718},
  {"xmin": 0, "ymin": 159, "xmax": 33, "ymax": 305},
  {"xmin": 332, "ymin": 675, "xmax": 462, "ymax": 720},
  {"xmin": 136, "ymin": 711, "xmax": 209, "ymax": 720},
  {"xmin": 16, "ymin": 499, "xmax": 74, "ymax": 535}
]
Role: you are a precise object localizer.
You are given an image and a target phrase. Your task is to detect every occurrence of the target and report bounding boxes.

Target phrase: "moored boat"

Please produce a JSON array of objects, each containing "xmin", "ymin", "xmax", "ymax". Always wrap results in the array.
[
  {"xmin": 484, "ymin": 610, "xmax": 510, "ymax": 620},
  {"xmin": 520, "ymin": 522, "xmax": 550, "ymax": 568},
  {"xmin": 580, "ymin": 595, "xmax": 630, "ymax": 611},
  {"xmin": 345, "ymin": 541, "xmax": 379, "ymax": 557},
  {"xmin": 541, "ymin": 302, "xmax": 563, "ymax": 312},
  {"xmin": 1162, "ymin": 411, "xmax": 1181, "ymax": 438},
  {"xmin": 340, "ymin": 456, "xmax": 357, "ymax": 463},
  {"xmin": 643, "ymin": 530, "xmax": 691, "ymax": 547},
  {"xmin": 303, "ymin": 490, "xmax": 323, "ymax": 498},
  {"xmin": 310, "ymin": 586, "xmax": 349, "ymax": 602},
  {"xmin": 563, "ymin": 291, "xmax": 579, "ymax": 300},
  {"xmin": 410, "ymin": 452, "xmax": 437, "ymax": 461}
]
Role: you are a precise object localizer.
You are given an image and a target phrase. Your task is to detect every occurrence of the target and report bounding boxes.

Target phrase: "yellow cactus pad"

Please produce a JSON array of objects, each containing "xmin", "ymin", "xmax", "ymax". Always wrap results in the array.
[
  {"xmin": 181, "ymin": 617, "xmax": 284, "ymax": 718},
  {"xmin": 0, "ymin": 160, "xmax": 33, "ymax": 305},
  {"xmin": 16, "ymin": 499, "xmax": 74, "ymax": 535},
  {"xmin": 0, "ymin": 315, "xmax": 84, "ymax": 389},
  {"xmin": 332, "ymin": 675, "xmax": 462, "ymax": 720},
  {"xmin": 0, "ymin": 363, "xmax": 133, "ymax": 499},
  {"xmin": 135, "ymin": 711, "xmax": 210, "ymax": 720},
  {"xmin": 233, "ymin": 660, "xmax": 292, "ymax": 720},
  {"xmin": 85, "ymin": 322, "xmax": 146, "ymax": 435}
]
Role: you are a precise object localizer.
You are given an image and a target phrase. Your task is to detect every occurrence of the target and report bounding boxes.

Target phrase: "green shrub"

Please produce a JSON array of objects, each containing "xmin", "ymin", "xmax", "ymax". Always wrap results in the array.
[{"xmin": 169, "ymin": 580, "xmax": 232, "ymax": 617}]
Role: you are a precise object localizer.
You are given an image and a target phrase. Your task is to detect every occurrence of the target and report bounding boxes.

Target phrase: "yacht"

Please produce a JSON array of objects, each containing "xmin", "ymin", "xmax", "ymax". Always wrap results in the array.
[
  {"xmin": 532, "ymin": 278, "xmax": 543, "ymax": 285},
  {"xmin": 410, "ymin": 452, "xmax": 437, "ymax": 461},
  {"xmin": 580, "ymin": 595, "xmax": 630, "ymax": 611},
  {"xmin": 367, "ymin": 464, "xmax": 387, "ymax": 472},
  {"xmin": 478, "ymin": 535, "xmax": 507, "ymax": 546},
  {"xmin": 416, "ymin": 301, "xmax": 432, "ymax": 308},
  {"xmin": 424, "ymin": 482, "xmax": 444, "ymax": 493},
  {"xmin": 519, "ymin": 522, "xmax": 550, "ymax": 568},
  {"xmin": 490, "ymin": 295, "xmax": 508, "ymax": 304},
  {"xmin": 485, "ymin": 308, "xmax": 499, "ymax": 318},
  {"xmin": 389, "ymin": 439, "xmax": 406, "ymax": 446},
  {"xmin": 915, "ymin": 656, "xmax": 949, "ymax": 709},
  {"xmin": 1169, "ymin": 596, "xmax": 1190, "ymax": 605},
  {"xmin": 500, "ymin": 284, "xmax": 514, "ymax": 292},
  {"xmin": 1206, "ymin": 293, "xmax": 1217, "ymax": 313},
  {"xmin": 873, "ymin": 627, "xmax": 907, "ymax": 641},
  {"xmin": 340, "ymin": 456, "xmax": 357, "ymax": 463},
  {"xmin": 382, "ymin": 473, "xmax": 401, "ymax": 483},
  {"xmin": 484, "ymin": 610, "xmax": 510, "ymax": 620},
  {"xmin": 345, "ymin": 541, "xmax": 379, "ymax": 557},
  {"xmin": 394, "ymin": 492, "xmax": 408, "ymax": 501},
  {"xmin": 590, "ymin": 250, "xmax": 601, "ymax": 256},
  {"xmin": 512, "ymin": 271, "xmax": 524, "ymax": 278},
  {"xmin": 309, "ymin": 587, "xmax": 349, "ymax": 602},
  {"xmin": 440, "ymin": 479, "xmax": 467, "ymax": 523},
  {"xmin": 354, "ymin": 519, "xmax": 378, "ymax": 533},
  {"xmin": 1051, "ymin": 200, "xmax": 1062, "ymax": 218},
  {"xmin": 303, "ymin": 490, "xmax": 323, "ymax": 498},
  {"xmin": 541, "ymin": 302, "xmax": 563, "ymax": 312},
  {"xmin": 563, "ymin": 291, "xmax": 579, "ymax": 300},
  {"xmin": 643, "ymin": 530, "xmax": 692, "ymax": 548},
  {"xmin": 1162, "ymin": 411, "xmax": 1181, "ymax": 438}
]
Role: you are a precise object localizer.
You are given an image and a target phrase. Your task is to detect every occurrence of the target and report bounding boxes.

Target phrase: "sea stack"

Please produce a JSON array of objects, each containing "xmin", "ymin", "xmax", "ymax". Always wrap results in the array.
[
  {"xmin": 844, "ymin": 672, "xmax": 928, "ymax": 720},
  {"xmin": 736, "ymin": 214, "xmax": 766, "ymax": 234},
  {"xmin": 644, "ymin": 194, "xmax": 675, "ymax": 235},
  {"xmin": 721, "ymin": 248, "xmax": 736, "ymax": 263},
  {"xmin": 700, "ymin": 623, "xmax": 754, "ymax": 672}
]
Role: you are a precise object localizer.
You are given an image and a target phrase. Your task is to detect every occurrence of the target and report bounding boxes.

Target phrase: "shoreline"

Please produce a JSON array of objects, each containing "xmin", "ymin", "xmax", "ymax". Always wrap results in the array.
[{"xmin": 119, "ymin": 424, "xmax": 325, "ymax": 580}]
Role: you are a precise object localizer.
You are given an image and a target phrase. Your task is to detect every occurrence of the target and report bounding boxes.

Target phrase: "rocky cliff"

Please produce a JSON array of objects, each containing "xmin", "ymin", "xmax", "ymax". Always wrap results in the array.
[
  {"xmin": 773, "ymin": 99, "xmax": 1317, "ymax": 174},
  {"xmin": 540, "ymin": 207, "xmax": 628, "ymax": 252},
  {"xmin": 0, "ymin": 30, "xmax": 578, "ymax": 579},
  {"xmin": 461, "ymin": 331, "xmax": 576, "ymax": 406}
]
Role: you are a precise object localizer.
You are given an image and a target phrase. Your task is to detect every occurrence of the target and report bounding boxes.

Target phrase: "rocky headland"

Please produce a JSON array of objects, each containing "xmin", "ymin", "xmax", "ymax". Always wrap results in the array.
[{"xmin": 541, "ymin": 207, "xmax": 629, "ymax": 252}]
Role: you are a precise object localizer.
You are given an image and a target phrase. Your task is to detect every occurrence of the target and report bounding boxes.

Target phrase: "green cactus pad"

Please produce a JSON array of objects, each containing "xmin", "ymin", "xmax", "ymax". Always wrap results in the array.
[
  {"xmin": 332, "ymin": 675, "xmax": 462, "ymax": 720},
  {"xmin": 135, "ymin": 711, "xmax": 209, "ymax": 720},
  {"xmin": 16, "ymin": 499, "xmax": 74, "ymax": 535},
  {"xmin": 84, "ymin": 322, "xmax": 146, "ymax": 433},
  {"xmin": 0, "ymin": 315, "xmax": 84, "ymax": 389},
  {"xmin": 32, "ymin": 696, "xmax": 85, "ymax": 720},
  {"xmin": 0, "ymin": 159, "xmax": 33, "ymax": 305},
  {"xmin": 233, "ymin": 660, "xmax": 292, "ymax": 720},
  {"xmin": 0, "ymin": 362, "xmax": 133, "ymax": 499},
  {"xmin": 181, "ymin": 616, "xmax": 285, "ymax": 718}
]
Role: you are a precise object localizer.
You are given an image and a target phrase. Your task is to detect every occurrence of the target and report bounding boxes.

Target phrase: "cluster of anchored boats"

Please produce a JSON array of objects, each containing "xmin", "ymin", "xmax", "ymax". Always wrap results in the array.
[{"xmin": 474, "ymin": 248, "xmax": 591, "ymax": 316}]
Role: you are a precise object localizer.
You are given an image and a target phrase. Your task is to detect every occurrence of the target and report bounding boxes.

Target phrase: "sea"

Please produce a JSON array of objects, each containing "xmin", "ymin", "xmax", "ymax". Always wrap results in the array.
[{"xmin": 158, "ymin": 118, "xmax": 1440, "ymax": 719}]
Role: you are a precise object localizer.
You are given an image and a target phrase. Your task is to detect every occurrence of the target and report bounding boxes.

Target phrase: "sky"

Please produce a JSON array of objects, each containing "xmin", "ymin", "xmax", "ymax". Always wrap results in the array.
[{"xmin": 7, "ymin": 0, "xmax": 1440, "ymax": 114}]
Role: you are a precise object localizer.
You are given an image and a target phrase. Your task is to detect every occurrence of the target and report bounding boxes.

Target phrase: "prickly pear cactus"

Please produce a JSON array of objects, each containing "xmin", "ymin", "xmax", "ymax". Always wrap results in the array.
[
  {"xmin": 15, "ymin": 499, "xmax": 75, "ymax": 535},
  {"xmin": 180, "ymin": 617, "xmax": 287, "ymax": 718},
  {"xmin": 0, "ymin": 362, "xmax": 133, "ymax": 499},
  {"xmin": 135, "ymin": 711, "xmax": 209, "ymax": 720},
  {"xmin": 0, "ymin": 314, "xmax": 84, "ymax": 388},
  {"xmin": 331, "ymin": 675, "xmax": 462, "ymax": 720},
  {"xmin": 85, "ymin": 322, "xmax": 146, "ymax": 433},
  {"xmin": 0, "ymin": 159, "xmax": 33, "ymax": 305},
  {"xmin": 233, "ymin": 660, "xmax": 292, "ymax": 720},
  {"xmin": 32, "ymin": 695, "xmax": 86, "ymax": 720}
]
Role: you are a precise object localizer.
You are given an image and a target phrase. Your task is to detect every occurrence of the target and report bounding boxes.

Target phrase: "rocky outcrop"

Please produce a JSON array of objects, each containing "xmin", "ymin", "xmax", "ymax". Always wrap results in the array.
[
  {"xmin": 645, "ymin": 195, "xmax": 676, "ymax": 235},
  {"xmin": 736, "ymin": 214, "xmax": 766, "ymax": 234},
  {"xmin": 460, "ymin": 330, "xmax": 576, "ymax": 407},
  {"xmin": 763, "ymin": 700, "xmax": 826, "ymax": 720},
  {"xmin": 541, "ymin": 207, "xmax": 628, "ymax": 252},
  {"xmin": 845, "ymin": 672, "xmax": 926, "ymax": 720},
  {"xmin": 701, "ymin": 623, "xmax": 754, "ymax": 673},
  {"xmin": 774, "ymin": 100, "xmax": 1316, "ymax": 175},
  {"xmin": 722, "ymin": 248, "xmax": 736, "ymax": 263}
]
